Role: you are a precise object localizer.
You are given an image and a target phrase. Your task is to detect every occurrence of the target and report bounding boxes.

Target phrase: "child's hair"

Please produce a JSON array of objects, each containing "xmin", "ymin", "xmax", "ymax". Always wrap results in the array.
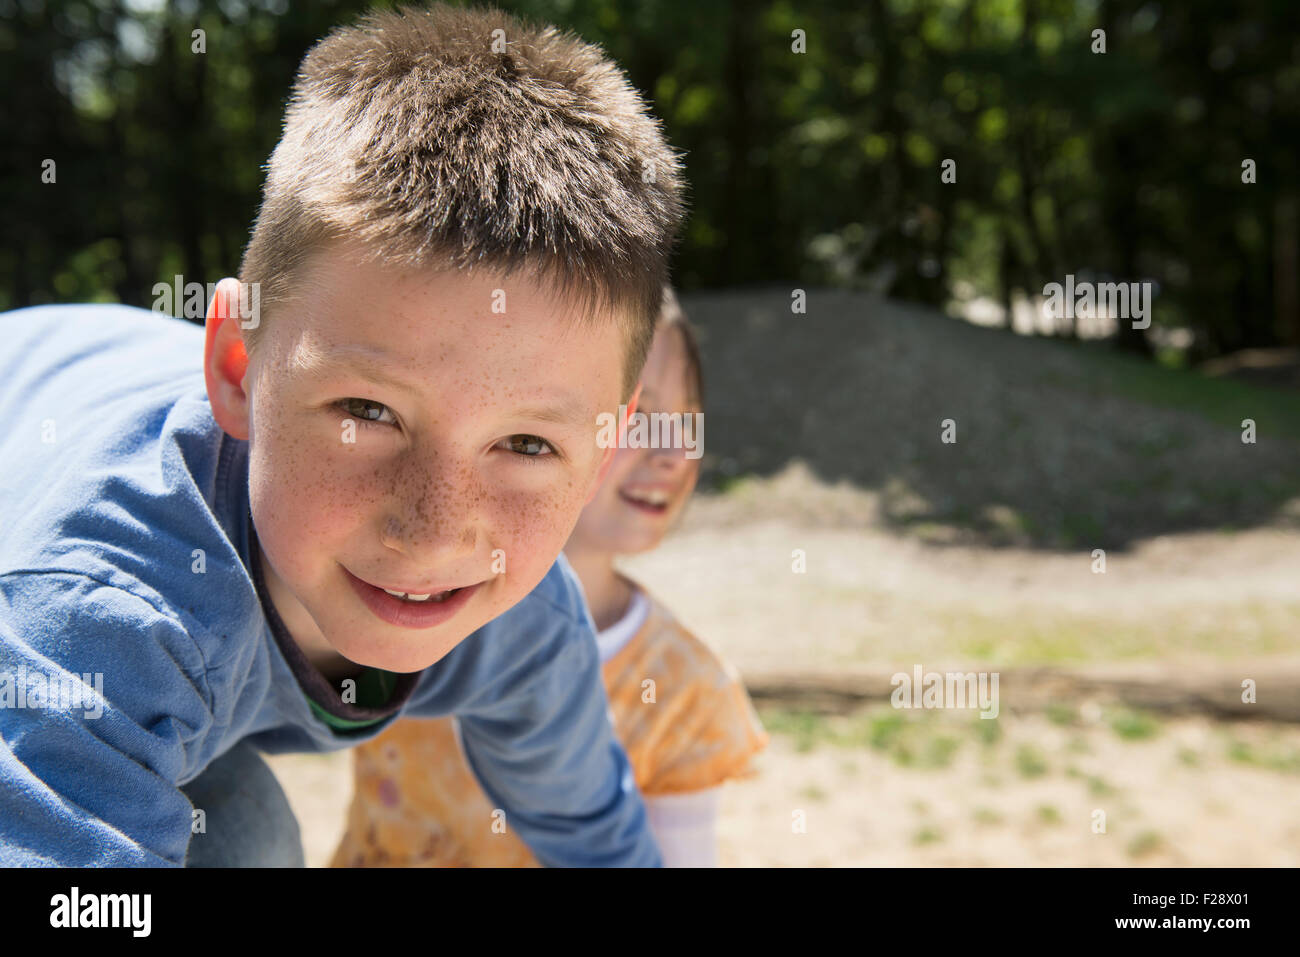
[
  {"xmin": 656, "ymin": 285, "xmax": 704, "ymax": 410},
  {"xmin": 239, "ymin": 2, "xmax": 686, "ymax": 400}
]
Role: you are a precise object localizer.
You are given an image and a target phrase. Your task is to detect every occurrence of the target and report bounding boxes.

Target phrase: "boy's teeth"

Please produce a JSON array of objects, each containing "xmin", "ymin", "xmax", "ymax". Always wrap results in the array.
[
  {"xmin": 382, "ymin": 588, "xmax": 454, "ymax": 602},
  {"xmin": 626, "ymin": 489, "xmax": 669, "ymax": 506}
]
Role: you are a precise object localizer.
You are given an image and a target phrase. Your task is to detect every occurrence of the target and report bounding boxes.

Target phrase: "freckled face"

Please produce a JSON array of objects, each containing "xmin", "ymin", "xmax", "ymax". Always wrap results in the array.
[{"xmin": 243, "ymin": 243, "xmax": 627, "ymax": 673}]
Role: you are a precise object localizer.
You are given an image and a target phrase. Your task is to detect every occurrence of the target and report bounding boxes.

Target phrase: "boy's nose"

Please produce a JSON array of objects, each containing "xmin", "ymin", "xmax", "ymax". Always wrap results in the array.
[
  {"xmin": 379, "ymin": 461, "xmax": 483, "ymax": 566},
  {"xmin": 648, "ymin": 442, "xmax": 693, "ymax": 470},
  {"xmin": 381, "ymin": 508, "xmax": 480, "ymax": 566}
]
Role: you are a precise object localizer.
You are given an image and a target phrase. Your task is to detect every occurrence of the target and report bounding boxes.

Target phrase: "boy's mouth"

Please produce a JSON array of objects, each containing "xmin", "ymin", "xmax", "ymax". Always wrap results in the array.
[
  {"xmin": 618, "ymin": 485, "xmax": 674, "ymax": 516},
  {"xmin": 379, "ymin": 587, "xmax": 457, "ymax": 603},
  {"xmin": 343, "ymin": 568, "xmax": 482, "ymax": 629}
]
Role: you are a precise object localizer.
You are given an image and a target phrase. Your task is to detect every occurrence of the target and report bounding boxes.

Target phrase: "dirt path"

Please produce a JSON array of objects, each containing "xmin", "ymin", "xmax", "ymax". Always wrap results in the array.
[
  {"xmin": 268, "ymin": 707, "xmax": 1300, "ymax": 867},
  {"xmin": 716, "ymin": 710, "xmax": 1300, "ymax": 867},
  {"xmin": 619, "ymin": 469, "xmax": 1300, "ymax": 675}
]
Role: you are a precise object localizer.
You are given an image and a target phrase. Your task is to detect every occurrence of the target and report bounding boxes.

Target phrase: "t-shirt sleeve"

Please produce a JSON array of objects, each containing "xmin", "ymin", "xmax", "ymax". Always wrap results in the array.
[
  {"xmin": 409, "ymin": 592, "xmax": 663, "ymax": 868},
  {"xmin": 0, "ymin": 571, "xmax": 212, "ymax": 866},
  {"xmin": 639, "ymin": 651, "xmax": 769, "ymax": 797}
]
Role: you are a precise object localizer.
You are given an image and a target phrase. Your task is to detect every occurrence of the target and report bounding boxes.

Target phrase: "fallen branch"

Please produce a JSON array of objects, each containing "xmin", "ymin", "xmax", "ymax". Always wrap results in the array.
[{"xmin": 742, "ymin": 662, "xmax": 1300, "ymax": 723}]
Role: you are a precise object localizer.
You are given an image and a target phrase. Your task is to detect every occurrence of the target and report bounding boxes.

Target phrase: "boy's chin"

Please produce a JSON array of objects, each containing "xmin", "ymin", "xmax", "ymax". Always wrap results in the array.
[{"xmin": 331, "ymin": 629, "xmax": 475, "ymax": 675}]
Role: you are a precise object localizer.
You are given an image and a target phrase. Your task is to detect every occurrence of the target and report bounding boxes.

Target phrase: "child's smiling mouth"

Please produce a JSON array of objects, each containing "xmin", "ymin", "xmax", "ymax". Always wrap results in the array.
[
  {"xmin": 618, "ymin": 483, "xmax": 678, "ymax": 516},
  {"xmin": 342, "ymin": 566, "xmax": 484, "ymax": 629}
]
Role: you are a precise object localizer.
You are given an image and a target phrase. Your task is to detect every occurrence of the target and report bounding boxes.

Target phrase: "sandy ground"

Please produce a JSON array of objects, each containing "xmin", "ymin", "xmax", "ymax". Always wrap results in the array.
[
  {"xmin": 619, "ymin": 466, "xmax": 1300, "ymax": 674},
  {"xmin": 268, "ymin": 706, "xmax": 1300, "ymax": 867}
]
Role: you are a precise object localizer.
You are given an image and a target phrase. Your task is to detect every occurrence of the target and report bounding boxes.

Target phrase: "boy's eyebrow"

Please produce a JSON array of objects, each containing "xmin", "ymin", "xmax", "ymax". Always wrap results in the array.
[
  {"xmin": 510, "ymin": 399, "xmax": 591, "ymax": 428},
  {"xmin": 297, "ymin": 344, "xmax": 420, "ymax": 395},
  {"xmin": 299, "ymin": 343, "xmax": 592, "ymax": 429}
]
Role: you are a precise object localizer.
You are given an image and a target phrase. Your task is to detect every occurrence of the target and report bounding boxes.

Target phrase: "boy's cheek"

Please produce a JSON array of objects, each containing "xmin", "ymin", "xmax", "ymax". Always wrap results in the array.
[
  {"xmin": 495, "ymin": 497, "xmax": 584, "ymax": 576},
  {"xmin": 249, "ymin": 465, "xmax": 368, "ymax": 565},
  {"xmin": 604, "ymin": 445, "xmax": 643, "ymax": 484}
]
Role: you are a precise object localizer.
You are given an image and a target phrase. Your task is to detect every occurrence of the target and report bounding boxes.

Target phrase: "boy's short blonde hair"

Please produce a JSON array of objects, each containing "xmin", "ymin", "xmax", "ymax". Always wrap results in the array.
[{"xmin": 238, "ymin": 2, "xmax": 686, "ymax": 399}]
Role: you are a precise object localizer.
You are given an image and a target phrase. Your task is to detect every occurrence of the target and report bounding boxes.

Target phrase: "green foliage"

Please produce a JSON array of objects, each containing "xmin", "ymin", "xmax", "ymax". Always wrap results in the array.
[
  {"xmin": 1014, "ymin": 743, "xmax": 1048, "ymax": 777},
  {"xmin": 4, "ymin": 0, "xmax": 1296, "ymax": 361},
  {"xmin": 1108, "ymin": 707, "xmax": 1161, "ymax": 741},
  {"xmin": 1126, "ymin": 830, "xmax": 1164, "ymax": 857}
]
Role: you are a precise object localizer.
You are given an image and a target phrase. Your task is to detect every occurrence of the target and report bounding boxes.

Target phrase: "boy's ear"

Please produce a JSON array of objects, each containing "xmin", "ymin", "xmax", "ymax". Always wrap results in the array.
[
  {"xmin": 585, "ymin": 383, "xmax": 641, "ymax": 505},
  {"xmin": 204, "ymin": 277, "xmax": 253, "ymax": 441}
]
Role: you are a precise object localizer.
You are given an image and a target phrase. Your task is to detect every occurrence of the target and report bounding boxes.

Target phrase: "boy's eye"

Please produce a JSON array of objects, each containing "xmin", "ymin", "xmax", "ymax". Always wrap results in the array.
[
  {"xmin": 338, "ymin": 398, "xmax": 397, "ymax": 425},
  {"xmin": 500, "ymin": 434, "xmax": 555, "ymax": 457}
]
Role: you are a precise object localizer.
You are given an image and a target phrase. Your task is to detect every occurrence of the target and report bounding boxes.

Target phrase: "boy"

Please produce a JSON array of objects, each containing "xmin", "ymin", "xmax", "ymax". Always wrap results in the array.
[{"xmin": 0, "ymin": 2, "xmax": 684, "ymax": 866}]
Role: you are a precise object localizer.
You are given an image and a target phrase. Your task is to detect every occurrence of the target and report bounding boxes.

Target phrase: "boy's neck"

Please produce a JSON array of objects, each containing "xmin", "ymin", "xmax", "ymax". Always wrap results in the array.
[{"xmin": 563, "ymin": 546, "xmax": 634, "ymax": 632}]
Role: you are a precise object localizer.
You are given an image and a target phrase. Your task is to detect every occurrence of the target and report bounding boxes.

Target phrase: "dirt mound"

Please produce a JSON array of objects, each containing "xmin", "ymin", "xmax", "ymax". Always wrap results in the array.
[{"xmin": 680, "ymin": 287, "xmax": 1300, "ymax": 549}]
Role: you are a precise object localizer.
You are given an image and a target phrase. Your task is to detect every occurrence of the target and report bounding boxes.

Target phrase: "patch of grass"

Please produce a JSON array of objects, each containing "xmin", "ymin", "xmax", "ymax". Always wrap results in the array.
[
  {"xmin": 1015, "ymin": 744, "xmax": 1049, "ymax": 778},
  {"xmin": 1177, "ymin": 747, "xmax": 1201, "ymax": 767},
  {"xmin": 912, "ymin": 826, "xmax": 944, "ymax": 846},
  {"xmin": 876, "ymin": 721, "xmax": 962, "ymax": 769},
  {"xmin": 973, "ymin": 716, "xmax": 1003, "ymax": 746},
  {"xmin": 1087, "ymin": 775, "xmax": 1115, "ymax": 797},
  {"xmin": 1046, "ymin": 702, "xmax": 1079, "ymax": 726},
  {"xmin": 758, "ymin": 709, "xmax": 828, "ymax": 753},
  {"xmin": 867, "ymin": 711, "xmax": 908, "ymax": 751},
  {"xmin": 1067, "ymin": 342, "xmax": 1300, "ymax": 442},
  {"xmin": 1036, "ymin": 804, "xmax": 1063, "ymax": 826},
  {"xmin": 1060, "ymin": 511, "xmax": 1105, "ymax": 547},
  {"xmin": 711, "ymin": 473, "xmax": 756, "ymax": 495},
  {"xmin": 1108, "ymin": 707, "xmax": 1161, "ymax": 741},
  {"xmin": 972, "ymin": 806, "xmax": 1003, "ymax": 826},
  {"xmin": 921, "ymin": 735, "xmax": 962, "ymax": 768},
  {"xmin": 945, "ymin": 607, "xmax": 1300, "ymax": 665},
  {"xmin": 799, "ymin": 784, "xmax": 828, "ymax": 802},
  {"xmin": 1225, "ymin": 738, "xmax": 1300, "ymax": 774},
  {"xmin": 761, "ymin": 705, "xmax": 965, "ymax": 770},
  {"xmin": 1126, "ymin": 830, "xmax": 1164, "ymax": 858}
]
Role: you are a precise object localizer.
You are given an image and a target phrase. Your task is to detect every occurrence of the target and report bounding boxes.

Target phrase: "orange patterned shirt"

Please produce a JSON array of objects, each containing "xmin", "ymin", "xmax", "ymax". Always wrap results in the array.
[{"xmin": 330, "ymin": 588, "xmax": 767, "ymax": 867}]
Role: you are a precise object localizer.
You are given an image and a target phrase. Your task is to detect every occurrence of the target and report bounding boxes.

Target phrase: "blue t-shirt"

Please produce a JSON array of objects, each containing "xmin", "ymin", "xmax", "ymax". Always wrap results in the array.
[{"xmin": 0, "ymin": 303, "xmax": 661, "ymax": 867}]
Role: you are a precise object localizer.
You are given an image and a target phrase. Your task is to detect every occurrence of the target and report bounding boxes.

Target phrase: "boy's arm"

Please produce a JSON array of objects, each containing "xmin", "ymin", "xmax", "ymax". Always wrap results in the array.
[
  {"xmin": 409, "ymin": 588, "xmax": 663, "ymax": 867},
  {"xmin": 0, "ymin": 571, "xmax": 208, "ymax": 866}
]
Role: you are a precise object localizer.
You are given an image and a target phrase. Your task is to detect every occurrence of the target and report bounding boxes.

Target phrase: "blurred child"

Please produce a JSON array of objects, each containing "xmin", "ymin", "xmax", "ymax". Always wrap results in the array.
[{"xmin": 331, "ymin": 288, "xmax": 767, "ymax": 867}]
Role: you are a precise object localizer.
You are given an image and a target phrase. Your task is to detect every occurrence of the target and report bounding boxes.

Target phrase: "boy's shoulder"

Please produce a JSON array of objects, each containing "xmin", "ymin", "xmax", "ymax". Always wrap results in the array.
[
  {"xmin": 513, "ymin": 550, "xmax": 593, "ymax": 628},
  {"xmin": 0, "ymin": 302, "xmax": 255, "ymax": 664},
  {"xmin": 603, "ymin": 584, "xmax": 768, "ymax": 794},
  {"xmin": 616, "ymin": 587, "xmax": 740, "ymax": 690}
]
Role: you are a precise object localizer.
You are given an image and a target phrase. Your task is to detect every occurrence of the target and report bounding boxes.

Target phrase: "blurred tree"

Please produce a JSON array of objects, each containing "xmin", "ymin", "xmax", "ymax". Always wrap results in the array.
[{"xmin": 2, "ymin": 0, "xmax": 1295, "ymax": 359}]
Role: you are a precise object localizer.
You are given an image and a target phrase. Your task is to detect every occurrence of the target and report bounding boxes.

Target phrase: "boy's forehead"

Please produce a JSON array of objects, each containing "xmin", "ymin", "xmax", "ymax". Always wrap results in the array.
[
  {"xmin": 272, "ymin": 242, "xmax": 631, "ymax": 396},
  {"xmin": 276, "ymin": 319, "xmax": 622, "ymax": 427}
]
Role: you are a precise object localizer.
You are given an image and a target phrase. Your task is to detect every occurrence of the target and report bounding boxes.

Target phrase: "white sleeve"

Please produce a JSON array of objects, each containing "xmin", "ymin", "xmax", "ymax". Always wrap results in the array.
[{"xmin": 643, "ymin": 788, "xmax": 722, "ymax": 867}]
